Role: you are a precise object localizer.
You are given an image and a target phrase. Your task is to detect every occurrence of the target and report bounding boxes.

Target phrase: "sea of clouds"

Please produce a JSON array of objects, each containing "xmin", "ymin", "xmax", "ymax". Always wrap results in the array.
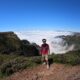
[{"xmin": 15, "ymin": 31, "xmax": 74, "ymax": 54}]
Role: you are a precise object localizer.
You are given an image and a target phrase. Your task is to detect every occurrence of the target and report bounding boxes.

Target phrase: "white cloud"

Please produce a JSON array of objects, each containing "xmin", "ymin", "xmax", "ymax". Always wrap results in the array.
[{"xmin": 15, "ymin": 30, "xmax": 73, "ymax": 54}]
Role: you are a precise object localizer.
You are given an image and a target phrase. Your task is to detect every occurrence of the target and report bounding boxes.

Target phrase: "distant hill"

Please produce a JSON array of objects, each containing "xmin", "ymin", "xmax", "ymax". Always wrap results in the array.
[
  {"xmin": 0, "ymin": 31, "xmax": 80, "ymax": 55},
  {"xmin": 58, "ymin": 32, "xmax": 80, "ymax": 51},
  {"xmin": 0, "ymin": 32, "xmax": 21, "ymax": 54},
  {"xmin": 0, "ymin": 31, "xmax": 39, "ymax": 56},
  {"xmin": 15, "ymin": 31, "xmax": 73, "ymax": 54}
]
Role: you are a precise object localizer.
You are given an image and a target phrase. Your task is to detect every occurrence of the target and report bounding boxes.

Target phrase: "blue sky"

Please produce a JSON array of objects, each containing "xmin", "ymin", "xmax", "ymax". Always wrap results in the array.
[{"xmin": 0, "ymin": 0, "xmax": 80, "ymax": 32}]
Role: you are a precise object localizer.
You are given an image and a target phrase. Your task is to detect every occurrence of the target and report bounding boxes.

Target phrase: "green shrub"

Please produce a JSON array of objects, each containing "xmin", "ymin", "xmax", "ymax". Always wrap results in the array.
[
  {"xmin": 64, "ymin": 53, "xmax": 80, "ymax": 65},
  {"xmin": 50, "ymin": 50, "xmax": 80, "ymax": 65},
  {"xmin": 52, "ymin": 54, "xmax": 66, "ymax": 63},
  {"xmin": 0, "ymin": 50, "xmax": 80, "ymax": 78},
  {"xmin": 0, "ymin": 56, "xmax": 41, "ymax": 77},
  {"xmin": 0, "ymin": 62, "xmax": 13, "ymax": 76}
]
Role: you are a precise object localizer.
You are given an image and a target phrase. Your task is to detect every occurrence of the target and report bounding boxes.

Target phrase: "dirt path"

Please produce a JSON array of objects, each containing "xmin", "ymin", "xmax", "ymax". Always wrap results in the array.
[{"xmin": 6, "ymin": 63, "xmax": 80, "ymax": 80}]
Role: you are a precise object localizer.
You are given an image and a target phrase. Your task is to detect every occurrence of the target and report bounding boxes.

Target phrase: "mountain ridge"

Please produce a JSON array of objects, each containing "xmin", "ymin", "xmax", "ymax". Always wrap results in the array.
[
  {"xmin": 0, "ymin": 31, "xmax": 39, "ymax": 56},
  {"xmin": 0, "ymin": 31, "xmax": 80, "ymax": 54}
]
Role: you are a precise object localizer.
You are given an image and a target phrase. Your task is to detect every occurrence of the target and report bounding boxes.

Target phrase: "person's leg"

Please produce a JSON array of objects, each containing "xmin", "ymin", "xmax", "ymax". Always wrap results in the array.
[
  {"xmin": 45, "ymin": 54, "xmax": 49, "ymax": 69},
  {"xmin": 41, "ymin": 54, "xmax": 45, "ymax": 64}
]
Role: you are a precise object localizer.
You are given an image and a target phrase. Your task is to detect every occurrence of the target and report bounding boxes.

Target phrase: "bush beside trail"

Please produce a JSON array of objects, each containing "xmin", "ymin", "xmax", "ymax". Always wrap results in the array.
[
  {"xmin": 0, "ymin": 55, "xmax": 41, "ymax": 78},
  {"xmin": 50, "ymin": 50, "xmax": 80, "ymax": 65},
  {"xmin": 0, "ymin": 50, "xmax": 80, "ymax": 79}
]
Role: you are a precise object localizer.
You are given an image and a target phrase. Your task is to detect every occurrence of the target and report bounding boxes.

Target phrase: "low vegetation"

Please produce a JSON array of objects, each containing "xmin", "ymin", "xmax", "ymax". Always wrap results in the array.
[
  {"xmin": 0, "ymin": 54, "xmax": 41, "ymax": 79},
  {"xmin": 51, "ymin": 50, "xmax": 80, "ymax": 65},
  {"xmin": 0, "ymin": 50, "xmax": 80, "ymax": 79},
  {"xmin": 0, "ymin": 32, "xmax": 80, "ymax": 79}
]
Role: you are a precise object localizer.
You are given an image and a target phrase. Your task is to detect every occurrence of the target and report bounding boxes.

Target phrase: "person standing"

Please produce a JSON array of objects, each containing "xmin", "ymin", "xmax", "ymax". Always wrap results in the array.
[{"xmin": 40, "ymin": 39, "xmax": 50, "ymax": 69}]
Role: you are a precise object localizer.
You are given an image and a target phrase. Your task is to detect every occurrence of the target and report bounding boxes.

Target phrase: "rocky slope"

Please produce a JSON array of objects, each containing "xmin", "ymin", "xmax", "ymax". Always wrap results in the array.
[{"xmin": 6, "ymin": 63, "xmax": 80, "ymax": 80}]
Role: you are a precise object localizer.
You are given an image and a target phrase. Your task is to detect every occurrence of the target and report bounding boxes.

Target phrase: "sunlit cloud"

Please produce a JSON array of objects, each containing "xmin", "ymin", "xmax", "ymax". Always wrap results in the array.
[{"xmin": 15, "ymin": 30, "xmax": 73, "ymax": 54}]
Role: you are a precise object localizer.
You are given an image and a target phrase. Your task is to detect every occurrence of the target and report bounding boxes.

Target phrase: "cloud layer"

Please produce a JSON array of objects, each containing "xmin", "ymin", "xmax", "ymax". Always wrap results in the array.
[{"xmin": 15, "ymin": 31, "xmax": 73, "ymax": 54}]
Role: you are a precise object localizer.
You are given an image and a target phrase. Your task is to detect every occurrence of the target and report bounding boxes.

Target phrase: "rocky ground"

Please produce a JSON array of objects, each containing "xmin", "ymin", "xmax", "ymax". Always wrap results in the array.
[{"xmin": 5, "ymin": 63, "xmax": 80, "ymax": 80}]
